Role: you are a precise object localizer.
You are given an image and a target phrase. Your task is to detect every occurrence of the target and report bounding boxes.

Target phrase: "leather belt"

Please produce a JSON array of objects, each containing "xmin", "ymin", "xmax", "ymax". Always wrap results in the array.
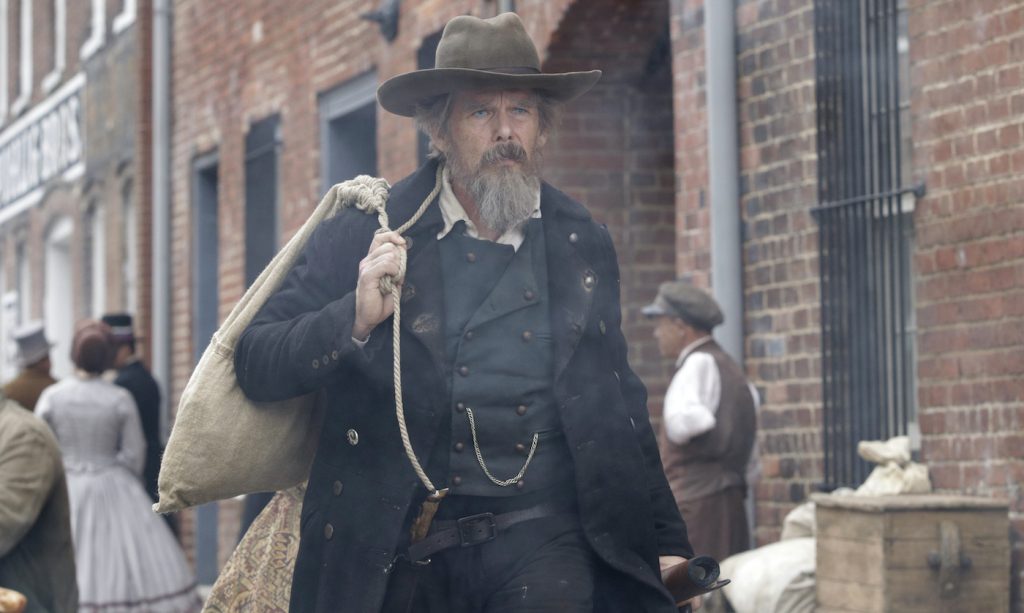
[{"xmin": 406, "ymin": 502, "xmax": 571, "ymax": 562}]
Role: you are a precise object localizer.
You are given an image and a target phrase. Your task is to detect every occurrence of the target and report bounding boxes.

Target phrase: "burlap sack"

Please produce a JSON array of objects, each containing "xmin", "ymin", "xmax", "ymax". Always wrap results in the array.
[{"xmin": 155, "ymin": 177, "xmax": 390, "ymax": 513}]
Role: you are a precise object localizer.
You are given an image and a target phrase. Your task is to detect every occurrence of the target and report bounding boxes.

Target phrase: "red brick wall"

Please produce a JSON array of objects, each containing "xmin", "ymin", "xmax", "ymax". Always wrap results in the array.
[
  {"xmin": 735, "ymin": 0, "xmax": 821, "ymax": 543},
  {"xmin": 908, "ymin": 1, "xmax": 1024, "ymax": 606},
  {"xmin": 670, "ymin": 1, "xmax": 711, "ymax": 289},
  {"xmin": 670, "ymin": 0, "xmax": 822, "ymax": 544},
  {"xmin": 544, "ymin": 0, "xmax": 678, "ymax": 416}
]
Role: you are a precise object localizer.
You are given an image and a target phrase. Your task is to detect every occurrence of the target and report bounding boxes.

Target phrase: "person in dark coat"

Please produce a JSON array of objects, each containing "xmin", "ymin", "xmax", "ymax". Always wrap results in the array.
[
  {"xmin": 2, "ymin": 322, "xmax": 57, "ymax": 412},
  {"xmin": 100, "ymin": 314, "xmax": 163, "ymax": 505},
  {"xmin": 235, "ymin": 13, "xmax": 695, "ymax": 613}
]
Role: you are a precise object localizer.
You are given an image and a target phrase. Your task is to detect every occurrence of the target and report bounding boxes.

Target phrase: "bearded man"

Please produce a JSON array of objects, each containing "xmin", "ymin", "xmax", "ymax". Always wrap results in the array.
[{"xmin": 235, "ymin": 13, "xmax": 695, "ymax": 613}]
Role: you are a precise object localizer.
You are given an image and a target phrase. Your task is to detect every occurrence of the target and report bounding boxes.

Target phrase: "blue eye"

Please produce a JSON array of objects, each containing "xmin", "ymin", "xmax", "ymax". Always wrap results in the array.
[{"xmin": 472, "ymin": 109, "xmax": 489, "ymax": 118}]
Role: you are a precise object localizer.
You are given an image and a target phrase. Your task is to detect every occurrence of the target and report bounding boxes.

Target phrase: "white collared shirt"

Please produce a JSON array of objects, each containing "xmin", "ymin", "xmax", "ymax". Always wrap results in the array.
[
  {"xmin": 436, "ymin": 165, "xmax": 541, "ymax": 251},
  {"xmin": 662, "ymin": 335, "xmax": 761, "ymax": 446}
]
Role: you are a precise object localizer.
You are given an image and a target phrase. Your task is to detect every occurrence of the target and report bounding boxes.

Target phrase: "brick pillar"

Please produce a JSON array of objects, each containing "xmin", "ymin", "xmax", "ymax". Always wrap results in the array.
[{"xmin": 543, "ymin": 0, "xmax": 678, "ymax": 419}]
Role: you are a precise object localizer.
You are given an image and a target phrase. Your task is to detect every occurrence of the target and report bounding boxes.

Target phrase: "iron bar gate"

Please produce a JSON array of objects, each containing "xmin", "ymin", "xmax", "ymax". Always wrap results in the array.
[{"xmin": 813, "ymin": 0, "xmax": 919, "ymax": 489}]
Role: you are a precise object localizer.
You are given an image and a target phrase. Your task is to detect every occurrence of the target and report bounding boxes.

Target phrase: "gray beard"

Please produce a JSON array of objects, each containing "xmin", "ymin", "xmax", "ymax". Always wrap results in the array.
[{"xmin": 450, "ymin": 143, "xmax": 541, "ymax": 237}]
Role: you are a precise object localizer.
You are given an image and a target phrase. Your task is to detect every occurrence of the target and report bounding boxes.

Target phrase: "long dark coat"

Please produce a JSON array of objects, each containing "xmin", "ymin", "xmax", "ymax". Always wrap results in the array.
[
  {"xmin": 113, "ymin": 360, "xmax": 162, "ymax": 502},
  {"xmin": 235, "ymin": 160, "xmax": 692, "ymax": 612}
]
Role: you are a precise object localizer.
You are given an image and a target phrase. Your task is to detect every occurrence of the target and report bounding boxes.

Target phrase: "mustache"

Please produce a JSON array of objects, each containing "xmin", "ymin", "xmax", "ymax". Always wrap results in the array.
[{"xmin": 481, "ymin": 142, "xmax": 528, "ymax": 166}]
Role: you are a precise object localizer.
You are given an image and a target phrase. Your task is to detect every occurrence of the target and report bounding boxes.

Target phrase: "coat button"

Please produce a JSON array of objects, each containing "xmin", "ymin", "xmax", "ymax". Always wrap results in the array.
[
  {"xmin": 333, "ymin": 481, "xmax": 343, "ymax": 496},
  {"xmin": 312, "ymin": 359, "xmax": 320, "ymax": 369},
  {"xmin": 322, "ymin": 354, "xmax": 330, "ymax": 364},
  {"xmin": 458, "ymin": 365, "xmax": 470, "ymax": 377},
  {"xmin": 454, "ymin": 442, "xmax": 465, "ymax": 452},
  {"xmin": 521, "ymin": 330, "xmax": 533, "ymax": 342},
  {"xmin": 523, "ymin": 289, "xmax": 536, "ymax": 301},
  {"xmin": 465, "ymin": 330, "xmax": 475, "ymax": 341},
  {"xmin": 455, "ymin": 402, "xmax": 466, "ymax": 413},
  {"xmin": 582, "ymin": 272, "xmax": 596, "ymax": 290},
  {"xmin": 516, "ymin": 404, "xmax": 527, "ymax": 416},
  {"xmin": 324, "ymin": 523, "xmax": 334, "ymax": 540},
  {"xmin": 515, "ymin": 443, "xmax": 527, "ymax": 454},
  {"xmin": 599, "ymin": 320, "xmax": 607, "ymax": 335},
  {"xmin": 331, "ymin": 350, "xmax": 340, "ymax": 359},
  {"xmin": 466, "ymin": 252, "xmax": 477, "ymax": 263},
  {"xmin": 568, "ymin": 232, "xmax": 579, "ymax": 244},
  {"xmin": 452, "ymin": 475, "xmax": 463, "ymax": 486},
  {"xmin": 347, "ymin": 429, "xmax": 359, "ymax": 445}
]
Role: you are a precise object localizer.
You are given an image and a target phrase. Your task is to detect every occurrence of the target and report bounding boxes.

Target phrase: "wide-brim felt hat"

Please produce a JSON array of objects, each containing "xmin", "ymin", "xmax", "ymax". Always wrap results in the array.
[{"xmin": 377, "ymin": 12, "xmax": 602, "ymax": 117}]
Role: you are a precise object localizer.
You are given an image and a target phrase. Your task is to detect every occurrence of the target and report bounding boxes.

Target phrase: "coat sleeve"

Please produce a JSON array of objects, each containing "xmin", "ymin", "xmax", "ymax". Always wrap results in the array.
[
  {"xmin": 115, "ymin": 390, "xmax": 147, "ymax": 477},
  {"xmin": 597, "ymin": 226, "xmax": 694, "ymax": 559},
  {"xmin": 0, "ymin": 414, "xmax": 58, "ymax": 556},
  {"xmin": 235, "ymin": 212, "xmax": 376, "ymax": 402}
]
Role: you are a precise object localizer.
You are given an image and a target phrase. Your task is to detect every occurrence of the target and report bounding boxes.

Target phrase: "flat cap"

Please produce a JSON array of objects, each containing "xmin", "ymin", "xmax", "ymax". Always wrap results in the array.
[{"xmin": 641, "ymin": 280, "xmax": 724, "ymax": 331}]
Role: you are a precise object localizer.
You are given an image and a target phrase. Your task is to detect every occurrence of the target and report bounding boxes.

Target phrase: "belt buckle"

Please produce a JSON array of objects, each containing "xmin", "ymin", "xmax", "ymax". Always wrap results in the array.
[{"xmin": 456, "ymin": 512, "xmax": 497, "ymax": 547}]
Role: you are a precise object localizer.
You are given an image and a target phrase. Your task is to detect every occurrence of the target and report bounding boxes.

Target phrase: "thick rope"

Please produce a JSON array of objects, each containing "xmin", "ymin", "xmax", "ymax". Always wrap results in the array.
[{"xmin": 353, "ymin": 163, "xmax": 445, "ymax": 496}]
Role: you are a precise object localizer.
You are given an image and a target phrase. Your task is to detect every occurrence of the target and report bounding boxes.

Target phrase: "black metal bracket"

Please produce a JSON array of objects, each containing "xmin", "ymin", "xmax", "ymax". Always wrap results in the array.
[{"xmin": 361, "ymin": 0, "xmax": 401, "ymax": 43}]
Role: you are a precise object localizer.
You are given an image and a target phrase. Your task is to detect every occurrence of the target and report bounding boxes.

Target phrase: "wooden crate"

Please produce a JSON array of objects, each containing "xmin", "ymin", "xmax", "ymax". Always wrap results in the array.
[{"xmin": 814, "ymin": 494, "xmax": 1010, "ymax": 613}]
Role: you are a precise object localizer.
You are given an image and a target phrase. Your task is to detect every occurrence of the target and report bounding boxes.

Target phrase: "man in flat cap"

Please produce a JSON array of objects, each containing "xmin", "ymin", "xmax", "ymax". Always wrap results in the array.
[
  {"xmin": 644, "ymin": 281, "xmax": 759, "ymax": 563},
  {"xmin": 2, "ymin": 322, "xmax": 57, "ymax": 412},
  {"xmin": 235, "ymin": 12, "xmax": 696, "ymax": 613},
  {"xmin": 101, "ymin": 313, "xmax": 163, "ymax": 507}
]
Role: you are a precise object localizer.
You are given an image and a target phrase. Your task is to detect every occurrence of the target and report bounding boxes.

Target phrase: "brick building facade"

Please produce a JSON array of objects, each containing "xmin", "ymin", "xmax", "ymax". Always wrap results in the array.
[
  {"xmin": 166, "ymin": 0, "xmax": 1021, "ymax": 603},
  {"xmin": 672, "ymin": 0, "xmax": 1024, "ymax": 606},
  {"xmin": 0, "ymin": 1, "xmax": 147, "ymax": 381}
]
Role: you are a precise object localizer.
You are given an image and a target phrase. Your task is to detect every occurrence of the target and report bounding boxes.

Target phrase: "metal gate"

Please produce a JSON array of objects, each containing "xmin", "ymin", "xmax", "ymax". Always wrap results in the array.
[{"xmin": 813, "ymin": 0, "xmax": 919, "ymax": 488}]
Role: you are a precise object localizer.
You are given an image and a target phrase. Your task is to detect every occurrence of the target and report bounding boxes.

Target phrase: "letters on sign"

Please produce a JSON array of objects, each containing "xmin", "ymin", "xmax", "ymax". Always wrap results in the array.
[{"xmin": 0, "ymin": 80, "xmax": 83, "ymax": 211}]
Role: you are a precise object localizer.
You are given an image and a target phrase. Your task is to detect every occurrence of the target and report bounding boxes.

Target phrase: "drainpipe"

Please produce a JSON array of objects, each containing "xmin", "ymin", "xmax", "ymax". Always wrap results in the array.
[
  {"xmin": 704, "ymin": 0, "xmax": 743, "ymax": 364},
  {"xmin": 498, "ymin": 0, "xmax": 515, "ymax": 14},
  {"xmin": 152, "ymin": 0, "xmax": 171, "ymax": 442},
  {"xmin": 705, "ymin": 0, "xmax": 754, "ymax": 547}
]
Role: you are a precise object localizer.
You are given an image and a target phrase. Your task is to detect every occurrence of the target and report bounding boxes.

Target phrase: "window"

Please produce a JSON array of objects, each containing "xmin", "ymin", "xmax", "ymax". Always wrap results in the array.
[
  {"xmin": 41, "ymin": 0, "xmax": 66, "ymax": 93},
  {"xmin": 15, "ymin": 238, "xmax": 29, "ymax": 324},
  {"xmin": 192, "ymin": 153, "xmax": 219, "ymax": 363},
  {"xmin": 1, "ymin": 0, "xmax": 8, "ymax": 122},
  {"xmin": 191, "ymin": 151, "xmax": 219, "ymax": 585},
  {"xmin": 244, "ymin": 115, "xmax": 280, "ymax": 286},
  {"xmin": 11, "ymin": 0, "xmax": 32, "ymax": 115},
  {"xmin": 45, "ymin": 217, "xmax": 73, "ymax": 378},
  {"xmin": 122, "ymin": 181, "xmax": 137, "ymax": 313},
  {"xmin": 83, "ymin": 202, "xmax": 106, "ymax": 317},
  {"xmin": 318, "ymin": 72, "xmax": 378, "ymax": 193},
  {"xmin": 813, "ymin": 0, "xmax": 917, "ymax": 488}
]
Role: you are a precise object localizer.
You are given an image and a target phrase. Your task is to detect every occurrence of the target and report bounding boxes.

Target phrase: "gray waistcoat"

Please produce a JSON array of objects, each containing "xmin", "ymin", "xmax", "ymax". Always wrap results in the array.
[{"xmin": 439, "ymin": 220, "xmax": 574, "ymax": 496}]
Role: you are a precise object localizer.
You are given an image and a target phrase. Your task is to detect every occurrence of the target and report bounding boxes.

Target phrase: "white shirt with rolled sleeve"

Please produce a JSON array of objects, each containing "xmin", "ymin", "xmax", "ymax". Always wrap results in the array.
[{"xmin": 662, "ymin": 336, "xmax": 762, "ymax": 483}]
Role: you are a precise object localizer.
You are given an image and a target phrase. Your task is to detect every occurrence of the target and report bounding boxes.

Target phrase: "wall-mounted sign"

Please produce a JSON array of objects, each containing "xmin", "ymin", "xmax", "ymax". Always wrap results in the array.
[{"xmin": 0, "ymin": 73, "xmax": 85, "ymax": 219}]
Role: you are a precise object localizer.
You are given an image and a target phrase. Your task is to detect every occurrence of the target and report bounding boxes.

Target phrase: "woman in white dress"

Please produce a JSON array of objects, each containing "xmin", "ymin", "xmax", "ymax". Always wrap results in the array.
[{"xmin": 37, "ymin": 321, "xmax": 199, "ymax": 612}]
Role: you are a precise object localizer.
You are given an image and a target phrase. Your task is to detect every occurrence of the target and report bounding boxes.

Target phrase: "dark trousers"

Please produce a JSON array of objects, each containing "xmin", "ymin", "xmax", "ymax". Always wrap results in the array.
[{"xmin": 382, "ymin": 498, "xmax": 595, "ymax": 613}]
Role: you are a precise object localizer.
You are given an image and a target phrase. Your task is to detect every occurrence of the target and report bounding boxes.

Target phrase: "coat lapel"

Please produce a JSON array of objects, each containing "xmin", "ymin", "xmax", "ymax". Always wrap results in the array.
[
  {"xmin": 398, "ymin": 233, "xmax": 446, "ymax": 373},
  {"xmin": 540, "ymin": 184, "xmax": 599, "ymax": 382}
]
